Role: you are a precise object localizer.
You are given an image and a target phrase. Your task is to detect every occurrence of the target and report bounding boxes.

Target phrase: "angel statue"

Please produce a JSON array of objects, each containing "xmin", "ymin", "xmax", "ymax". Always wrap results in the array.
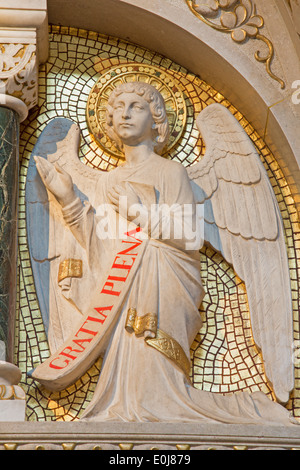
[{"xmin": 26, "ymin": 80, "xmax": 297, "ymax": 425}]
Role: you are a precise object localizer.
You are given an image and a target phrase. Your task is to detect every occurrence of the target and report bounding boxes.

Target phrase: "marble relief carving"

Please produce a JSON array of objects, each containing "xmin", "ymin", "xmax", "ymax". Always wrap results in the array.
[
  {"xmin": 17, "ymin": 27, "xmax": 300, "ymax": 423},
  {"xmin": 186, "ymin": 0, "xmax": 286, "ymax": 89},
  {"xmin": 0, "ymin": 43, "xmax": 38, "ymax": 109},
  {"xmin": 24, "ymin": 76, "xmax": 296, "ymax": 425}
]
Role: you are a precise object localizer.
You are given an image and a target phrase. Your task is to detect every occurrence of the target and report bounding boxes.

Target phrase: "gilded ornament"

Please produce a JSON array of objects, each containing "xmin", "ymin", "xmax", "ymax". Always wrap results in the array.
[
  {"xmin": 86, "ymin": 64, "xmax": 187, "ymax": 159},
  {"xmin": 0, "ymin": 43, "xmax": 38, "ymax": 107},
  {"xmin": 119, "ymin": 443, "xmax": 135, "ymax": 450},
  {"xmin": 62, "ymin": 443, "xmax": 77, "ymax": 450},
  {"xmin": 186, "ymin": 0, "xmax": 285, "ymax": 89},
  {"xmin": 58, "ymin": 259, "xmax": 83, "ymax": 283},
  {"xmin": 125, "ymin": 308, "xmax": 190, "ymax": 377},
  {"xmin": 125, "ymin": 308, "xmax": 158, "ymax": 337},
  {"xmin": 16, "ymin": 26, "xmax": 300, "ymax": 422}
]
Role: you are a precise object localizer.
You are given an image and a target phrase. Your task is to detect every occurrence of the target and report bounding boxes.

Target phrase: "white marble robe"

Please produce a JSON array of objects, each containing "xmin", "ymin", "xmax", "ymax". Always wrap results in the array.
[{"xmin": 60, "ymin": 155, "xmax": 295, "ymax": 425}]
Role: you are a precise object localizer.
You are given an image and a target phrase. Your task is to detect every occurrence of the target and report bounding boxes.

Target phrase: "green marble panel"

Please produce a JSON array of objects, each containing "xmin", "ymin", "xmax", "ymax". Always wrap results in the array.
[{"xmin": 0, "ymin": 106, "xmax": 19, "ymax": 361}]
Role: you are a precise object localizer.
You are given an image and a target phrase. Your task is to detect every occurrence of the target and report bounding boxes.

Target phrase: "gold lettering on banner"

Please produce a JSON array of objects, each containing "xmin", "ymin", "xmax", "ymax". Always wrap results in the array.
[
  {"xmin": 58, "ymin": 259, "xmax": 83, "ymax": 283},
  {"xmin": 119, "ymin": 443, "xmax": 135, "ymax": 450},
  {"xmin": 62, "ymin": 443, "xmax": 77, "ymax": 450}
]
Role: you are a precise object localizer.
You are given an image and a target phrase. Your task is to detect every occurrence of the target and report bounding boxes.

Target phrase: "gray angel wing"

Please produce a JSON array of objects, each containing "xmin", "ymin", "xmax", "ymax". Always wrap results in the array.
[
  {"xmin": 187, "ymin": 103, "xmax": 294, "ymax": 404},
  {"xmin": 26, "ymin": 117, "xmax": 103, "ymax": 351}
]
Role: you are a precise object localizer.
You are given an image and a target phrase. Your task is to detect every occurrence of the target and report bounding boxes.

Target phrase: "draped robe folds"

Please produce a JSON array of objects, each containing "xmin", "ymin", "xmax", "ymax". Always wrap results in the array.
[{"xmin": 57, "ymin": 155, "xmax": 295, "ymax": 425}]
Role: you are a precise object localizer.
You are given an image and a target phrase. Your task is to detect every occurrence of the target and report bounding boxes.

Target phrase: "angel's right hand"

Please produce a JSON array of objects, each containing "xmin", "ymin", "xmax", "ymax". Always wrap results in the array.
[{"xmin": 34, "ymin": 156, "xmax": 76, "ymax": 207}]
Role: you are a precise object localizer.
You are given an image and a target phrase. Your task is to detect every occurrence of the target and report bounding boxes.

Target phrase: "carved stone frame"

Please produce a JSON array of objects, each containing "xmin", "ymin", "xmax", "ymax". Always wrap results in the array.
[{"xmin": 2, "ymin": 0, "xmax": 300, "ymax": 449}]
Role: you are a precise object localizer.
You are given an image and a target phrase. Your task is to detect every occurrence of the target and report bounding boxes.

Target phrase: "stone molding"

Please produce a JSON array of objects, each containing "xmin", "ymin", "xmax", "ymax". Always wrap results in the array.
[
  {"xmin": 0, "ymin": 422, "xmax": 300, "ymax": 450},
  {"xmin": 44, "ymin": 0, "xmax": 300, "ymax": 212},
  {"xmin": 0, "ymin": 29, "xmax": 37, "ymax": 118}
]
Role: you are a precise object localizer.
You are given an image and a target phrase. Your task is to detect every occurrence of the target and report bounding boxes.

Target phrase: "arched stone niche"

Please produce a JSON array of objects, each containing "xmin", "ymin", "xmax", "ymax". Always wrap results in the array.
[
  {"xmin": 1, "ymin": 0, "xmax": 300, "ymax": 446},
  {"xmin": 46, "ymin": 0, "xmax": 300, "ymax": 207},
  {"xmin": 15, "ymin": 18, "xmax": 300, "ymax": 422},
  {"xmin": 0, "ymin": 0, "xmax": 300, "ymax": 440}
]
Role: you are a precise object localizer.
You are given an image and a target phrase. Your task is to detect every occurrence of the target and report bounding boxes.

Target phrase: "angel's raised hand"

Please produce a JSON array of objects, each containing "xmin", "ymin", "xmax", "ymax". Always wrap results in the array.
[{"xmin": 34, "ymin": 156, "xmax": 76, "ymax": 207}]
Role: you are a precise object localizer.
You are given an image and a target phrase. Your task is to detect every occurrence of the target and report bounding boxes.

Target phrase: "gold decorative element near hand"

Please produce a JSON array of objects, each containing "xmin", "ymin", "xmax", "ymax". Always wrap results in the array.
[
  {"xmin": 125, "ymin": 308, "xmax": 158, "ymax": 337},
  {"xmin": 58, "ymin": 259, "xmax": 83, "ymax": 283}
]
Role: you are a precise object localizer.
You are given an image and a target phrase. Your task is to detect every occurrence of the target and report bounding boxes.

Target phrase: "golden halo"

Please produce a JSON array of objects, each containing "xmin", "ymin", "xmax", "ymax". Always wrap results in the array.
[{"xmin": 86, "ymin": 63, "xmax": 187, "ymax": 159}]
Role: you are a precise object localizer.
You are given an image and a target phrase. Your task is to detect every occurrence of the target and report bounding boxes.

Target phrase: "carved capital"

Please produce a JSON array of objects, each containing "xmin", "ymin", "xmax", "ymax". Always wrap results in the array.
[
  {"xmin": 0, "ymin": 30, "xmax": 38, "ymax": 119},
  {"xmin": 0, "ymin": 1, "xmax": 48, "ymax": 121}
]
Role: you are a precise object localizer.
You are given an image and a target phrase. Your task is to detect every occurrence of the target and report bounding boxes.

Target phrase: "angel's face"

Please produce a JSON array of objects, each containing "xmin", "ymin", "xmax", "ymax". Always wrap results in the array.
[{"xmin": 111, "ymin": 92, "xmax": 155, "ymax": 147}]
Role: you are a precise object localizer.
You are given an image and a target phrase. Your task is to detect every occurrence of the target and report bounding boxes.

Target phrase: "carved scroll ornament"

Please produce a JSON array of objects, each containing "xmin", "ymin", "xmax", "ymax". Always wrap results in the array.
[
  {"xmin": 0, "ymin": 42, "xmax": 38, "ymax": 110},
  {"xmin": 186, "ymin": 0, "xmax": 285, "ymax": 89}
]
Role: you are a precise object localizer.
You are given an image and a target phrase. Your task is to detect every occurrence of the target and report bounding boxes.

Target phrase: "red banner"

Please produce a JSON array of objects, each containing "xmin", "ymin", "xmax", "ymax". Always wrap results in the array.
[{"xmin": 31, "ymin": 227, "xmax": 147, "ymax": 391}]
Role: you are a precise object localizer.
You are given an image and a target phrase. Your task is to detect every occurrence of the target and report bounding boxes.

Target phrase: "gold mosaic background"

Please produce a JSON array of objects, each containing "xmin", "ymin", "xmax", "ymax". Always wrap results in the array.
[{"xmin": 16, "ymin": 25, "xmax": 300, "ymax": 421}]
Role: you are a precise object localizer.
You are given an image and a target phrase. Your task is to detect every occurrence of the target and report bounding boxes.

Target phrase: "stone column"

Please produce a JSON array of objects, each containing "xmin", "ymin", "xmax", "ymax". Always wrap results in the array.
[
  {"xmin": 0, "ymin": 106, "xmax": 19, "ymax": 363},
  {"xmin": 0, "ymin": 0, "xmax": 48, "ymax": 421}
]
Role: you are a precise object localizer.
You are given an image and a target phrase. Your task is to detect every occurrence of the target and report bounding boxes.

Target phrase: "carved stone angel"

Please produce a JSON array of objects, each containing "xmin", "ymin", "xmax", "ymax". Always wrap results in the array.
[{"xmin": 26, "ymin": 81, "xmax": 296, "ymax": 424}]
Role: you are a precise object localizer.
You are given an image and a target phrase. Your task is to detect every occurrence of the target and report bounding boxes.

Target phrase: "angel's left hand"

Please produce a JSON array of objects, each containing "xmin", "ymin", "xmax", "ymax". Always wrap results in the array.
[{"xmin": 107, "ymin": 183, "xmax": 141, "ymax": 222}]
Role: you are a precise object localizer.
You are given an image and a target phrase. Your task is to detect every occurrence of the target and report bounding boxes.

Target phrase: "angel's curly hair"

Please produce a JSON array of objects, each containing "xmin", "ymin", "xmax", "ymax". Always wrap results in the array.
[{"xmin": 105, "ymin": 82, "xmax": 170, "ymax": 155}]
